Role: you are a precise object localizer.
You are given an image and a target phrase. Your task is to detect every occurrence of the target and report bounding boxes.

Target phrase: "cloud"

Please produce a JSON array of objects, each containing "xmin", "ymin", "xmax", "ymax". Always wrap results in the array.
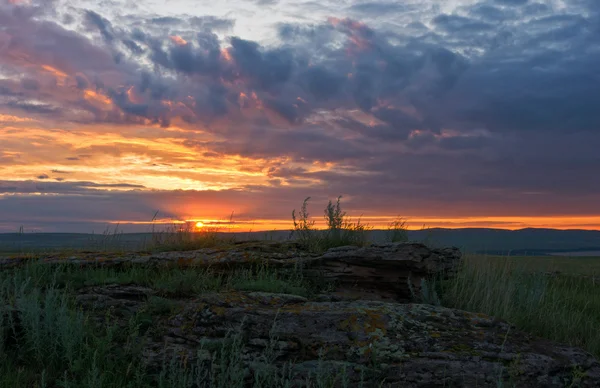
[
  {"xmin": 85, "ymin": 10, "xmax": 116, "ymax": 43},
  {"xmin": 1, "ymin": 0, "xmax": 600, "ymax": 232},
  {"xmin": 493, "ymin": 0, "xmax": 529, "ymax": 5},
  {"xmin": 468, "ymin": 4, "xmax": 516, "ymax": 22},
  {"xmin": 432, "ymin": 14, "xmax": 494, "ymax": 33},
  {"xmin": 347, "ymin": 2, "xmax": 415, "ymax": 15}
]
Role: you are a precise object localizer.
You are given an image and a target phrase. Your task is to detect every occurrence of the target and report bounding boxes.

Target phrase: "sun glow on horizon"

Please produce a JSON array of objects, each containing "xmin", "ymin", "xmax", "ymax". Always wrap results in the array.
[{"xmin": 195, "ymin": 221, "xmax": 204, "ymax": 228}]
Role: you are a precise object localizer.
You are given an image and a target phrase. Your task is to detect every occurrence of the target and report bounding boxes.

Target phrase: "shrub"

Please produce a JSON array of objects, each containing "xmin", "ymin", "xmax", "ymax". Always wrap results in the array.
[{"xmin": 386, "ymin": 217, "xmax": 408, "ymax": 243}]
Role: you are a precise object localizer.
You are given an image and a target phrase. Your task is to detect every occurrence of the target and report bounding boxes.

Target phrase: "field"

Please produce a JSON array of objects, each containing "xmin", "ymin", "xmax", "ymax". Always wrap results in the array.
[
  {"xmin": 470, "ymin": 254, "xmax": 600, "ymax": 276},
  {"xmin": 442, "ymin": 253, "xmax": 600, "ymax": 362}
]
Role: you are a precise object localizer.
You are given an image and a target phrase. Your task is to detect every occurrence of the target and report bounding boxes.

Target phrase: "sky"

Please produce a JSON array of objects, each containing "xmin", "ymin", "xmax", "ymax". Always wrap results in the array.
[{"xmin": 1, "ymin": 0, "xmax": 600, "ymax": 233}]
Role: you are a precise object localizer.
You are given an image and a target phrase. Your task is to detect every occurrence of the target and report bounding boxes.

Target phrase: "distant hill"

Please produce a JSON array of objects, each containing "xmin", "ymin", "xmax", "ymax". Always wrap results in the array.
[
  {"xmin": 401, "ymin": 228, "xmax": 600, "ymax": 255},
  {"xmin": 1, "ymin": 228, "xmax": 600, "ymax": 255}
]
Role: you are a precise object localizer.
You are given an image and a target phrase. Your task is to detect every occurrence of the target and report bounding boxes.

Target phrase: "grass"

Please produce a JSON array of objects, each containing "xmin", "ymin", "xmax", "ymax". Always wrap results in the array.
[
  {"xmin": 441, "ymin": 253, "xmax": 600, "ymax": 359},
  {"xmin": 2, "ymin": 256, "xmax": 598, "ymax": 387},
  {"xmin": 480, "ymin": 254, "xmax": 600, "ymax": 277},
  {"xmin": 291, "ymin": 196, "xmax": 396, "ymax": 253},
  {"xmin": 145, "ymin": 222, "xmax": 232, "ymax": 253},
  {"xmin": 0, "ymin": 261, "xmax": 339, "ymax": 387},
  {"xmin": 0, "ymin": 259, "xmax": 381, "ymax": 387}
]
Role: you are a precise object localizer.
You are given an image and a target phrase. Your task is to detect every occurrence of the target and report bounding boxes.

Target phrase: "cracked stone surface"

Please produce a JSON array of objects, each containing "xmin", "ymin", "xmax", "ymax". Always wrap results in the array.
[{"xmin": 74, "ymin": 287, "xmax": 600, "ymax": 387}]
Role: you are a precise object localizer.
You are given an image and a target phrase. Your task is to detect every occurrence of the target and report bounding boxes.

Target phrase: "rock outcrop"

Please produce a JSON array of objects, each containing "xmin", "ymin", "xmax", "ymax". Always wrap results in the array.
[
  {"xmin": 4, "ymin": 241, "xmax": 600, "ymax": 386},
  {"xmin": 1, "ymin": 242, "xmax": 461, "ymax": 302},
  {"xmin": 74, "ymin": 286, "xmax": 600, "ymax": 387}
]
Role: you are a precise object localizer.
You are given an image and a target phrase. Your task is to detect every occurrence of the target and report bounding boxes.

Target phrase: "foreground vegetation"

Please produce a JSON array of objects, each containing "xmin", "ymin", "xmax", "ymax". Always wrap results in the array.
[
  {"xmin": 0, "ymin": 261, "xmax": 344, "ymax": 387},
  {"xmin": 441, "ymin": 254, "xmax": 600, "ymax": 359},
  {"xmin": 0, "ymin": 196, "xmax": 599, "ymax": 386}
]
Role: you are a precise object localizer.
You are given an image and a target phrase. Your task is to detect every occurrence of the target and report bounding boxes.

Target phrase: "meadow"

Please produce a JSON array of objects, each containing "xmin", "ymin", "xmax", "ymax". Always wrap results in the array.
[
  {"xmin": 442, "ymin": 253, "xmax": 600, "ymax": 360},
  {"xmin": 0, "ymin": 197, "xmax": 599, "ymax": 387}
]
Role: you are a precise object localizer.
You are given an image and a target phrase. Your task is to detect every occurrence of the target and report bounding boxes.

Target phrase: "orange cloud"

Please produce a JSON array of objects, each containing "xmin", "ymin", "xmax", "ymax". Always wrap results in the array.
[
  {"xmin": 221, "ymin": 48, "xmax": 233, "ymax": 62},
  {"xmin": 40, "ymin": 64, "xmax": 69, "ymax": 86},
  {"xmin": 83, "ymin": 89, "xmax": 112, "ymax": 106},
  {"xmin": 0, "ymin": 114, "xmax": 34, "ymax": 122},
  {"xmin": 169, "ymin": 35, "xmax": 188, "ymax": 46},
  {"xmin": 0, "ymin": 120, "xmax": 284, "ymax": 192}
]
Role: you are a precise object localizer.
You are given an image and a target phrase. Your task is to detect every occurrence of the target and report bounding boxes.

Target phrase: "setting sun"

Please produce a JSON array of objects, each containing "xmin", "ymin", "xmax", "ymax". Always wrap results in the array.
[{"xmin": 195, "ymin": 221, "xmax": 204, "ymax": 229}]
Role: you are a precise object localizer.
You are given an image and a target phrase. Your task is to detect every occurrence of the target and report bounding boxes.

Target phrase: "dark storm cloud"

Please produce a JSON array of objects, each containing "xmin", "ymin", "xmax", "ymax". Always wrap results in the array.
[
  {"xmin": 2, "ymin": 1, "xmax": 599, "ymax": 141},
  {"xmin": 522, "ymin": 2, "xmax": 550, "ymax": 15},
  {"xmin": 122, "ymin": 39, "xmax": 144, "ymax": 54},
  {"xmin": 158, "ymin": 33, "xmax": 222, "ymax": 75},
  {"xmin": 468, "ymin": 4, "xmax": 516, "ymax": 22},
  {"xmin": 85, "ymin": 10, "xmax": 116, "ymax": 42},
  {"xmin": 334, "ymin": 117, "xmax": 410, "ymax": 141},
  {"xmin": 228, "ymin": 37, "xmax": 295, "ymax": 89},
  {"xmin": 299, "ymin": 67, "xmax": 345, "ymax": 100},
  {"xmin": 20, "ymin": 79, "xmax": 40, "ymax": 91},
  {"xmin": 150, "ymin": 16, "xmax": 183, "ymax": 25},
  {"xmin": 493, "ymin": 0, "xmax": 529, "ymax": 5},
  {"xmin": 74, "ymin": 75, "xmax": 89, "ymax": 89},
  {"xmin": 437, "ymin": 135, "xmax": 493, "ymax": 150},
  {"xmin": 0, "ymin": 86, "xmax": 20, "ymax": 97},
  {"xmin": 2, "ymin": 0, "xmax": 600, "ymax": 230},
  {"xmin": 432, "ymin": 14, "xmax": 494, "ymax": 33}
]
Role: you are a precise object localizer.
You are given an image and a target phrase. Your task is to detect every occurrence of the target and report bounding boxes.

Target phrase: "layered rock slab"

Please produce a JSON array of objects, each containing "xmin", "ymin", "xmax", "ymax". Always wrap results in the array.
[
  {"xmin": 76, "ymin": 287, "xmax": 600, "ymax": 387},
  {"xmin": 1, "ymin": 242, "xmax": 461, "ymax": 302}
]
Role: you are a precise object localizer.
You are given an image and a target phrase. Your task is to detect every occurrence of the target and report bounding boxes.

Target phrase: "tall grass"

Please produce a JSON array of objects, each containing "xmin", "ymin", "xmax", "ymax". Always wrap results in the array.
[
  {"xmin": 291, "ymin": 196, "xmax": 374, "ymax": 252},
  {"xmin": 386, "ymin": 217, "xmax": 408, "ymax": 243},
  {"xmin": 442, "ymin": 254, "xmax": 600, "ymax": 358},
  {"xmin": 0, "ymin": 267, "xmax": 148, "ymax": 387},
  {"xmin": 146, "ymin": 222, "xmax": 229, "ymax": 252},
  {"xmin": 0, "ymin": 263, "xmax": 362, "ymax": 387}
]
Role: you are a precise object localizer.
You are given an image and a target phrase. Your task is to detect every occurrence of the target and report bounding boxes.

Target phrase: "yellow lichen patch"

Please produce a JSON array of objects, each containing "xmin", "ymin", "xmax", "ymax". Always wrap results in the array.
[
  {"xmin": 280, "ymin": 303, "xmax": 330, "ymax": 315},
  {"xmin": 177, "ymin": 257, "xmax": 194, "ymax": 266},
  {"xmin": 338, "ymin": 314, "xmax": 361, "ymax": 333},
  {"xmin": 364, "ymin": 309, "xmax": 387, "ymax": 337},
  {"xmin": 445, "ymin": 343, "xmax": 480, "ymax": 356},
  {"xmin": 430, "ymin": 331, "xmax": 441, "ymax": 338},
  {"xmin": 221, "ymin": 292, "xmax": 250, "ymax": 305}
]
